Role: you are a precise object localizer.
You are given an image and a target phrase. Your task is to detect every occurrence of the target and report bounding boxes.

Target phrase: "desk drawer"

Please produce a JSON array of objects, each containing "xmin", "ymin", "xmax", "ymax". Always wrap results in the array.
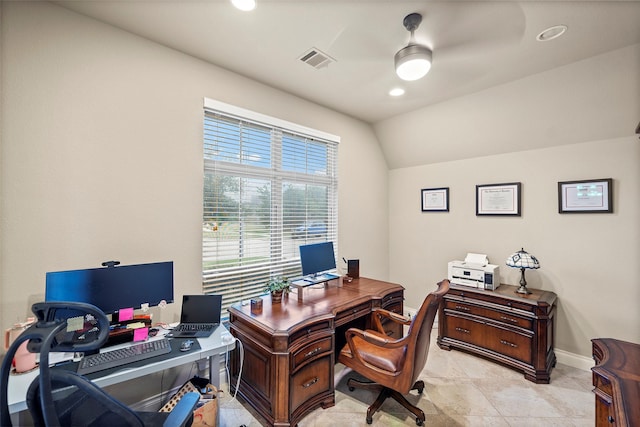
[
  {"xmin": 289, "ymin": 320, "xmax": 332, "ymax": 346},
  {"xmin": 291, "ymin": 336, "xmax": 333, "ymax": 372},
  {"xmin": 290, "ymin": 356, "xmax": 332, "ymax": 414},
  {"xmin": 335, "ymin": 301, "xmax": 371, "ymax": 327},
  {"xmin": 381, "ymin": 291, "xmax": 404, "ymax": 310}
]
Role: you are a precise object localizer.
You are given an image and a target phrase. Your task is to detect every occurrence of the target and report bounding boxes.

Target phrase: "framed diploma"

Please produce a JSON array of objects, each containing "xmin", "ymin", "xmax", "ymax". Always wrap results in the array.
[
  {"xmin": 476, "ymin": 182, "xmax": 521, "ymax": 216},
  {"xmin": 421, "ymin": 187, "xmax": 449, "ymax": 212},
  {"xmin": 558, "ymin": 178, "xmax": 612, "ymax": 213}
]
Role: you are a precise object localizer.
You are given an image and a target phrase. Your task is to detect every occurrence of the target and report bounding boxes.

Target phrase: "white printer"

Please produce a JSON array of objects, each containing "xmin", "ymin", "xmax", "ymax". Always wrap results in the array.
[{"xmin": 448, "ymin": 253, "xmax": 500, "ymax": 290}]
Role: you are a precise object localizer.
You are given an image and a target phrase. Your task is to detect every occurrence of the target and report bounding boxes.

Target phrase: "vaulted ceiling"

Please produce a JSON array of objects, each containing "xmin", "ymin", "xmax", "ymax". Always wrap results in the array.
[
  {"xmin": 53, "ymin": 1, "xmax": 640, "ymax": 167},
  {"xmin": 55, "ymin": 1, "xmax": 640, "ymax": 123}
]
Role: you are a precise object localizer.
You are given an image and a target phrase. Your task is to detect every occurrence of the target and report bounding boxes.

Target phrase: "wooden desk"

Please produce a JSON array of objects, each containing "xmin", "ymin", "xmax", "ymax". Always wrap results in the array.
[
  {"xmin": 228, "ymin": 277, "xmax": 404, "ymax": 427},
  {"xmin": 591, "ymin": 338, "xmax": 640, "ymax": 426}
]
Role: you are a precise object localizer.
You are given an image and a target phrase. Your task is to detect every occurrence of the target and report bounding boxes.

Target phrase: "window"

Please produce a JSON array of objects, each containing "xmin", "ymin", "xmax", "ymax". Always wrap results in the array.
[{"xmin": 203, "ymin": 99, "xmax": 339, "ymax": 316}]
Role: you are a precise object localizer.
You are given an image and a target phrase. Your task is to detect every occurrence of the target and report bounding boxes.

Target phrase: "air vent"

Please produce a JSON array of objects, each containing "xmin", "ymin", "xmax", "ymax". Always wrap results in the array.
[{"xmin": 299, "ymin": 47, "xmax": 335, "ymax": 69}]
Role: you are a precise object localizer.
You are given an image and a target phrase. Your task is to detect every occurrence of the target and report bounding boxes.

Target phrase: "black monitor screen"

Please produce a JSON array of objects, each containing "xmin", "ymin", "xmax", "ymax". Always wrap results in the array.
[
  {"xmin": 299, "ymin": 242, "xmax": 336, "ymax": 277},
  {"xmin": 45, "ymin": 261, "xmax": 174, "ymax": 315}
]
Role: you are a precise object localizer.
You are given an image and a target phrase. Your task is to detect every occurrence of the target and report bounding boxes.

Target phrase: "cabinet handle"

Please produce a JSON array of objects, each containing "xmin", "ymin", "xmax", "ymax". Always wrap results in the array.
[
  {"xmin": 304, "ymin": 347, "xmax": 321, "ymax": 358},
  {"xmin": 455, "ymin": 327, "xmax": 470, "ymax": 334},
  {"xmin": 302, "ymin": 377, "xmax": 319, "ymax": 388},
  {"xmin": 500, "ymin": 339, "xmax": 518, "ymax": 348},
  {"xmin": 455, "ymin": 305, "xmax": 470, "ymax": 312},
  {"xmin": 608, "ymin": 416, "xmax": 615, "ymax": 424},
  {"xmin": 500, "ymin": 316, "xmax": 519, "ymax": 324}
]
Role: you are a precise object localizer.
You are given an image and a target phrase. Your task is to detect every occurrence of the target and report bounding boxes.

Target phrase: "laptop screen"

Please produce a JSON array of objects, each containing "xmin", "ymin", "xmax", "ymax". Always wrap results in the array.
[{"xmin": 180, "ymin": 295, "xmax": 222, "ymax": 324}]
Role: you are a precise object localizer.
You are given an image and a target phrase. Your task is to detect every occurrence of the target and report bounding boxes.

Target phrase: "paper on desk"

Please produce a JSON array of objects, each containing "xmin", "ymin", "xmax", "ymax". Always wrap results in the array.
[{"xmin": 464, "ymin": 253, "xmax": 489, "ymax": 266}]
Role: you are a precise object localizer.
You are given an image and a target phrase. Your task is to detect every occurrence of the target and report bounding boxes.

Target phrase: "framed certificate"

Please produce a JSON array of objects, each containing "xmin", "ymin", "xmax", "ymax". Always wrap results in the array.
[
  {"xmin": 476, "ymin": 182, "xmax": 521, "ymax": 216},
  {"xmin": 558, "ymin": 178, "xmax": 612, "ymax": 213},
  {"xmin": 421, "ymin": 187, "xmax": 449, "ymax": 212}
]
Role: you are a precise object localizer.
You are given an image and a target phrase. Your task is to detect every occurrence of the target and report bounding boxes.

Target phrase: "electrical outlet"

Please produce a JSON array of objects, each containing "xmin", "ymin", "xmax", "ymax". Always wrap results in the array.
[
  {"xmin": 404, "ymin": 307, "xmax": 417, "ymax": 320},
  {"xmin": 404, "ymin": 306, "xmax": 438, "ymax": 328}
]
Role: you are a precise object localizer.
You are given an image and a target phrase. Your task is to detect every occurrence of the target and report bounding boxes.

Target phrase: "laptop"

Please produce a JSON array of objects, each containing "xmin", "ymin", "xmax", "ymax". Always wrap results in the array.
[{"xmin": 171, "ymin": 294, "xmax": 222, "ymax": 338}]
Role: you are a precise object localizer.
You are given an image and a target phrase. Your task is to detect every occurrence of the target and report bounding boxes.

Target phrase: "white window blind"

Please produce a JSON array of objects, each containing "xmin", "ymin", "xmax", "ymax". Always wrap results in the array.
[{"xmin": 203, "ymin": 99, "xmax": 339, "ymax": 317}]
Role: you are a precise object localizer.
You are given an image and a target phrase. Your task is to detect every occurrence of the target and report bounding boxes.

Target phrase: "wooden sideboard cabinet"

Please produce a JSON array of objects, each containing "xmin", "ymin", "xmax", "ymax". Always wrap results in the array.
[
  {"xmin": 437, "ymin": 283, "xmax": 556, "ymax": 383},
  {"xmin": 591, "ymin": 338, "xmax": 640, "ymax": 427}
]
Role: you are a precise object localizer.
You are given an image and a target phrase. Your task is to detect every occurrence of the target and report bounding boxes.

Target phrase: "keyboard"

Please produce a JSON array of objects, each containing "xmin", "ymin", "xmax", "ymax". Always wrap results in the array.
[
  {"xmin": 175, "ymin": 324, "xmax": 213, "ymax": 332},
  {"xmin": 77, "ymin": 338, "xmax": 171, "ymax": 375}
]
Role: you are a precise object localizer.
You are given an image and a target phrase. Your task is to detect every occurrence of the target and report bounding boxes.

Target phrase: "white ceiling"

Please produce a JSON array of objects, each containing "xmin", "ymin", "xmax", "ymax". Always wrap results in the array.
[{"xmin": 53, "ymin": 1, "xmax": 640, "ymax": 125}]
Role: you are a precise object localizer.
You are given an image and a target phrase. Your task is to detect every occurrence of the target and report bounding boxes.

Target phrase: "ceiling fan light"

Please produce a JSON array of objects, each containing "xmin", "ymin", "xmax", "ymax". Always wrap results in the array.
[{"xmin": 395, "ymin": 44, "xmax": 432, "ymax": 81}]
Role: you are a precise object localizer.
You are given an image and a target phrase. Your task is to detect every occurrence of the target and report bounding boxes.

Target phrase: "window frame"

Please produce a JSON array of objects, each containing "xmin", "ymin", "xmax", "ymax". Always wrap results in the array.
[{"xmin": 202, "ymin": 98, "xmax": 340, "ymax": 317}]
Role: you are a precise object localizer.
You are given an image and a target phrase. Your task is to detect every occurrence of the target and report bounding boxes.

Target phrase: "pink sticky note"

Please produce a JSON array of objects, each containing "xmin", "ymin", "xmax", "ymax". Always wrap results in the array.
[
  {"xmin": 133, "ymin": 327, "xmax": 149, "ymax": 342},
  {"xmin": 118, "ymin": 307, "xmax": 134, "ymax": 322}
]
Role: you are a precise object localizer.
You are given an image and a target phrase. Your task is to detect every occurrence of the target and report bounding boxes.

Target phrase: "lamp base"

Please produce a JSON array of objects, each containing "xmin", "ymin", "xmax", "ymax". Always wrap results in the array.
[{"xmin": 515, "ymin": 268, "xmax": 532, "ymax": 294}]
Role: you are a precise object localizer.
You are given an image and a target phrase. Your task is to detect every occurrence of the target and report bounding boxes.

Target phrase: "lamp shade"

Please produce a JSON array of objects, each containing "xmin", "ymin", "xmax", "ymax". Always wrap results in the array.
[
  {"xmin": 395, "ymin": 44, "xmax": 432, "ymax": 81},
  {"xmin": 506, "ymin": 248, "xmax": 540, "ymax": 269}
]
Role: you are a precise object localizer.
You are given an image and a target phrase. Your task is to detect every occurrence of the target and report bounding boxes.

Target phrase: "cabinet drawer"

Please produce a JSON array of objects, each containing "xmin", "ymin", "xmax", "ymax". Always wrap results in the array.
[
  {"xmin": 290, "ymin": 356, "xmax": 332, "ymax": 414},
  {"xmin": 449, "ymin": 288, "xmax": 535, "ymax": 314},
  {"xmin": 335, "ymin": 301, "xmax": 371, "ymax": 327},
  {"xmin": 445, "ymin": 315, "xmax": 532, "ymax": 364},
  {"xmin": 291, "ymin": 336, "xmax": 333, "ymax": 372},
  {"xmin": 483, "ymin": 324, "xmax": 532, "ymax": 363},
  {"xmin": 446, "ymin": 316, "xmax": 484, "ymax": 348},
  {"xmin": 445, "ymin": 301, "xmax": 533, "ymax": 330}
]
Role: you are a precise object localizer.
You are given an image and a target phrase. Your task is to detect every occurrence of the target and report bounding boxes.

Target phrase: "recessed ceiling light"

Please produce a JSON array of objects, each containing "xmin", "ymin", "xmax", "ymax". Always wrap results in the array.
[
  {"xmin": 536, "ymin": 25, "xmax": 567, "ymax": 42},
  {"xmin": 389, "ymin": 88, "xmax": 405, "ymax": 97},
  {"xmin": 231, "ymin": 0, "xmax": 256, "ymax": 11}
]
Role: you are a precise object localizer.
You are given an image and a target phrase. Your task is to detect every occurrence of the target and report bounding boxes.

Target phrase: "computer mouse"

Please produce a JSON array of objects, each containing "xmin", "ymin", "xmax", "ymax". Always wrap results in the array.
[{"xmin": 180, "ymin": 340, "xmax": 194, "ymax": 352}]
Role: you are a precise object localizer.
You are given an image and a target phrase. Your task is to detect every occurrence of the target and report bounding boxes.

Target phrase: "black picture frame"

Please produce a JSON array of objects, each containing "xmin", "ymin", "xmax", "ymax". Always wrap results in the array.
[
  {"xmin": 476, "ymin": 182, "xmax": 521, "ymax": 216},
  {"xmin": 421, "ymin": 187, "xmax": 449, "ymax": 212},
  {"xmin": 558, "ymin": 178, "xmax": 613, "ymax": 213}
]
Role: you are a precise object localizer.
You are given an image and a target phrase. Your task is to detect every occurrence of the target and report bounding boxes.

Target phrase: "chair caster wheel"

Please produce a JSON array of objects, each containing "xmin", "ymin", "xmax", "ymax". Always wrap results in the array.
[
  {"xmin": 366, "ymin": 417, "xmax": 373, "ymax": 424},
  {"xmin": 416, "ymin": 418, "xmax": 424, "ymax": 426}
]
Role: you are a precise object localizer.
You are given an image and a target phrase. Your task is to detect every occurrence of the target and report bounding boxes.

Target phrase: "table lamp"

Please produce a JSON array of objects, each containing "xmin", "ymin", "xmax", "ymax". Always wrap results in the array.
[{"xmin": 506, "ymin": 248, "xmax": 540, "ymax": 294}]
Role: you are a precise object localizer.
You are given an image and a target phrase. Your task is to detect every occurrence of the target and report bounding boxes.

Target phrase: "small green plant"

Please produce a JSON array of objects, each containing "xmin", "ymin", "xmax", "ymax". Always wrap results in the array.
[{"xmin": 264, "ymin": 276, "xmax": 290, "ymax": 294}]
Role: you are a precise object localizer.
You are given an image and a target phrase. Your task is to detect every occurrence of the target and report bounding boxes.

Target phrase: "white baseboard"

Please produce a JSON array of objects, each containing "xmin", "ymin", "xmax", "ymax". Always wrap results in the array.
[{"xmin": 555, "ymin": 348, "xmax": 594, "ymax": 372}]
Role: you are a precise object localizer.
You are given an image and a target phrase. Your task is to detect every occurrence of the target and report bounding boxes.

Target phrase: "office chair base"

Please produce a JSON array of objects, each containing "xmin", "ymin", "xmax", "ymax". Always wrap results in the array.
[{"xmin": 346, "ymin": 378, "xmax": 426, "ymax": 426}]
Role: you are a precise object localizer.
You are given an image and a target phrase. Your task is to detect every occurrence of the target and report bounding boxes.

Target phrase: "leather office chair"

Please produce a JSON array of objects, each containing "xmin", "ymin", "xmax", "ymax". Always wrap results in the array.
[
  {"xmin": 338, "ymin": 279, "xmax": 450, "ymax": 426},
  {"xmin": 1, "ymin": 301, "xmax": 199, "ymax": 427}
]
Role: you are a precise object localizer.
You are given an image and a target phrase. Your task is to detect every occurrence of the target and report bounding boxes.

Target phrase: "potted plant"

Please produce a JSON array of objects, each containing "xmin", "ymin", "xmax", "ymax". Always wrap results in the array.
[{"xmin": 264, "ymin": 276, "xmax": 290, "ymax": 303}]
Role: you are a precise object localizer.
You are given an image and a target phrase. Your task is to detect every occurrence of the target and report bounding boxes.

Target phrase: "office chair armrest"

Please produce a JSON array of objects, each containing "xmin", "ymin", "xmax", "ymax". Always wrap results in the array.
[
  {"xmin": 371, "ymin": 307, "xmax": 410, "ymax": 334},
  {"xmin": 162, "ymin": 392, "xmax": 200, "ymax": 427},
  {"xmin": 343, "ymin": 327, "xmax": 407, "ymax": 374},
  {"xmin": 345, "ymin": 327, "xmax": 406, "ymax": 352}
]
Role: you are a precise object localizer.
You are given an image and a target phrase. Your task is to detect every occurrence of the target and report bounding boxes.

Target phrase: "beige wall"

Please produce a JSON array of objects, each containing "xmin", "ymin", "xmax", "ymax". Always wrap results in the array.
[
  {"xmin": 0, "ymin": 2, "xmax": 389, "ymax": 342},
  {"xmin": 390, "ymin": 137, "xmax": 639, "ymax": 358},
  {"xmin": 387, "ymin": 45, "xmax": 640, "ymax": 359}
]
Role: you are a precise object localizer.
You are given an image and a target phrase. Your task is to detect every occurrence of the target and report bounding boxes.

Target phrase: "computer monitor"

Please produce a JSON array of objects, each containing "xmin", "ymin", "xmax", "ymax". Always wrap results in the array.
[
  {"xmin": 299, "ymin": 242, "xmax": 336, "ymax": 277},
  {"xmin": 45, "ymin": 261, "xmax": 174, "ymax": 316}
]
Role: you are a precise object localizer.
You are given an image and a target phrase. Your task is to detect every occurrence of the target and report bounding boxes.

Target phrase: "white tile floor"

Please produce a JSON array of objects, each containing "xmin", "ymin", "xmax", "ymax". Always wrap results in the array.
[{"xmin": 217, "ymin": 330, "xmax": 594, "ymax": 426}]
